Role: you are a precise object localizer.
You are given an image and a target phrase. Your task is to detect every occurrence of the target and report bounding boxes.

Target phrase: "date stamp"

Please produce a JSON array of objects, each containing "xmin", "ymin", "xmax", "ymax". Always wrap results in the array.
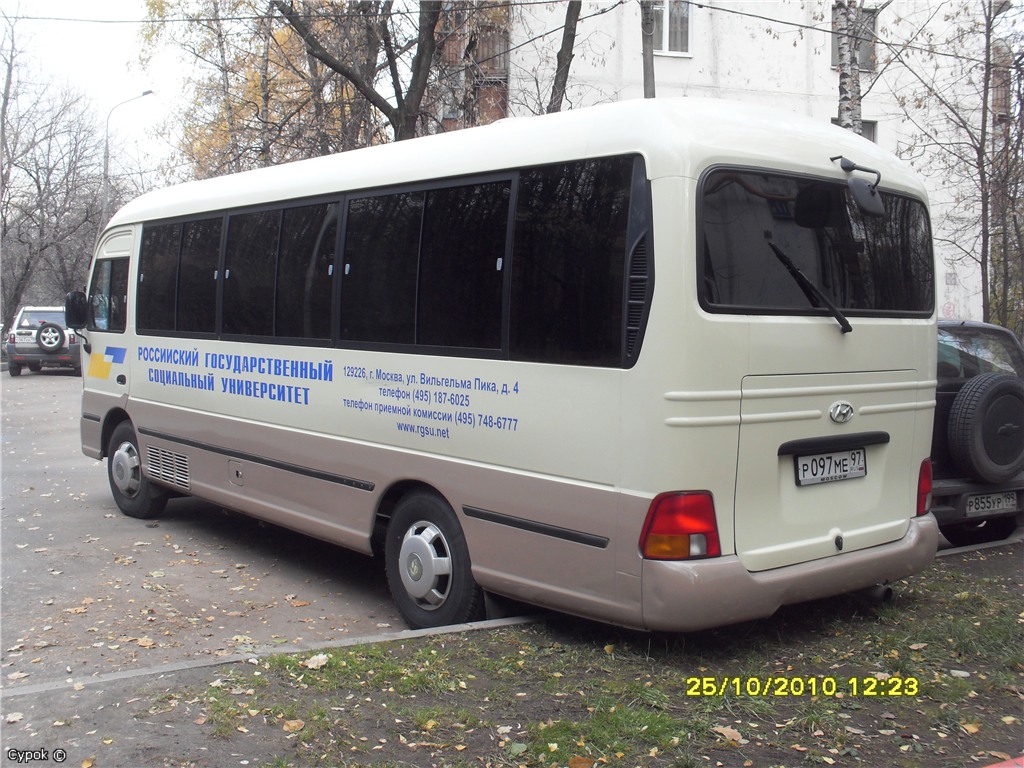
[{"xmin": 685, "ymin": 675, "xmax": 920, "ymax": 698}]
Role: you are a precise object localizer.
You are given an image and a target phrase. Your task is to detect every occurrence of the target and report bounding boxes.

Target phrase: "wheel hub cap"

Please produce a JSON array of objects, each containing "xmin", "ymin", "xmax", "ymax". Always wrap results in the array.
[
  {"xmin": 111, "ymin": 442, "xmax": 141, "ymax": 496},
  {"xmin": 398, "ymin": 521, "xmax": 452, "ymax": 609}
]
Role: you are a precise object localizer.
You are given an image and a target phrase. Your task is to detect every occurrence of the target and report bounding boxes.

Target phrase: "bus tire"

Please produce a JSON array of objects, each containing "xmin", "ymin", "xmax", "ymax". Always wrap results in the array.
[
  {"xmin": 385, "ymin": 491, "xmax": 484, "ymax": 629},
  {"xmin": 947, "ymin": 373, "xmax": 1024, "ymax": 484},
  {"xmin": 107, "ymin": 421, "xmax": 168, "ymax": 519}
]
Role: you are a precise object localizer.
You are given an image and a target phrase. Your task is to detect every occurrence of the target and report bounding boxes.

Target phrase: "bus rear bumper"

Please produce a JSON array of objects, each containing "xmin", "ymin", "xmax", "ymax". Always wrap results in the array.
[{"xmin": 640, "ymin": 515, "xmax": 939, "ymax": 632}]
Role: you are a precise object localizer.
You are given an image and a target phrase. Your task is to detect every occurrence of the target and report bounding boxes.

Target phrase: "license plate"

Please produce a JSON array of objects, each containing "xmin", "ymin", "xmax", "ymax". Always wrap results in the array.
[
  {"xmin": 966, "ymin": 491, "xmax": 1018, "ymax": 516},
  {"xmin": 795, "ymin": 448, "xmax": 867, "ymax": 486}
]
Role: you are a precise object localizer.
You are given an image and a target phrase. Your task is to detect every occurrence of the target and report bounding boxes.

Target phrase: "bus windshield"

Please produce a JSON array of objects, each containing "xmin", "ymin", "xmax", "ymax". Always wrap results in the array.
[{"xmin": 700, "ymin": 169, "xmax": 933, "ymax": 317}]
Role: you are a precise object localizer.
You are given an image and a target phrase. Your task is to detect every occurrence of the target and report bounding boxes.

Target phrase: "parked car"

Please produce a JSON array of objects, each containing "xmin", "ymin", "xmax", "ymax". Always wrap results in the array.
[
  {"xmin": 931, "ymin": 320, "xmax": 1024, "ymax": 546},
  {"xmin": 5, "ymin": 306, "xmax": 82, "ymax": 377}
]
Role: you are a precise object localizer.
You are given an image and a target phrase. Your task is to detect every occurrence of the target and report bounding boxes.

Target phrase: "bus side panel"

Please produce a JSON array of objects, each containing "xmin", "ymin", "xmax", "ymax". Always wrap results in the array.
[{"xmin": 123, "ymin": 347, "xmax": 647, "ymax": 624}]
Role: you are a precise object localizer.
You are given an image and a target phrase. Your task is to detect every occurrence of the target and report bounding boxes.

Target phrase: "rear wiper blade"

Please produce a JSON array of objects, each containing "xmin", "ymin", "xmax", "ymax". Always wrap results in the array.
[{"xmin": 768, "ymin": 242, "xmax": 852, "ymax": 334}]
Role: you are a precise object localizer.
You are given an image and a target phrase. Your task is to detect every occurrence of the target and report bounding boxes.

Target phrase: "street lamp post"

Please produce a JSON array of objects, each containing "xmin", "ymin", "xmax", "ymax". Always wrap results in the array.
[{"xmin": 100, "ymin": 90, "xmax": 154, "ymax": 233}]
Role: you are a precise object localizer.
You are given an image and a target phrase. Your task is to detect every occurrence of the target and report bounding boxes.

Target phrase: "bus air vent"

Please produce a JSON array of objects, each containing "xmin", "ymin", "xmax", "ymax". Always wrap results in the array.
[
  {"xmin": 625, "ymin": 236, "xmax": 650, "ymax": 359},
  {"xmin": 146, "ymin": 445, "xmax": 191, "ymax": 490}
]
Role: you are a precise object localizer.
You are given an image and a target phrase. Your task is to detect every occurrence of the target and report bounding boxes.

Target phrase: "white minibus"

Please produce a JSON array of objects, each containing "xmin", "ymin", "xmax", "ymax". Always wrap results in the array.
[{"xmin": 67, "ymin": 98, "xmax": 939, "ymax": 631}]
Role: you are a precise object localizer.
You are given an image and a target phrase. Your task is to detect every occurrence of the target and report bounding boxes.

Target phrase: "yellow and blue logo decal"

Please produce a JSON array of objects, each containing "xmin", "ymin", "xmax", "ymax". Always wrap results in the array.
[{"xmin": 87, "ymin": 346, "xmax": 127, "ymax": 379}]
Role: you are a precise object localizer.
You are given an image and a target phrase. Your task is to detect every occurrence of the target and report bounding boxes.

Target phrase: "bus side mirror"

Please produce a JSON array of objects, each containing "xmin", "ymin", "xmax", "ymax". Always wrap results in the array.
[
  {"xmin": 848, "ymin": 177, "xmax": 885, "ymax": 217},
  {"xmin": 65, "ymin": 291, "xmax": 89, "ymax": 329}
]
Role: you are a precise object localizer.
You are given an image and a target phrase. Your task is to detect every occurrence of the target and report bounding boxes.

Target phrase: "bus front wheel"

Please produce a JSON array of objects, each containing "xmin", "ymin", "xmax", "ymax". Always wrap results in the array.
[
  {"xmin": 107, "ymin": 421, "xmax": 168, "ymax": 519},
  {"xmin": 385, "ymin": 491, "xmax": 484, "ymax": 629}
]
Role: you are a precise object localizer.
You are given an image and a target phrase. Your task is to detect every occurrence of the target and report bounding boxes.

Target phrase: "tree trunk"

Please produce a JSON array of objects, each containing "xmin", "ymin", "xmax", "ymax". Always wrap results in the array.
[
  {"xmin": 546, "ymin": 1, "xmax": 582, "ymax": 113},
  {"xmin": 211, "ymin": 0, "xmax": 243, "ymax": 170},
  {"xmin": 835, "ymin": 0, "xmax": 863, "ymax": 135},
  {"xmin": 640, "ymin": 0, "xmax": 656, "ymax": 98}
]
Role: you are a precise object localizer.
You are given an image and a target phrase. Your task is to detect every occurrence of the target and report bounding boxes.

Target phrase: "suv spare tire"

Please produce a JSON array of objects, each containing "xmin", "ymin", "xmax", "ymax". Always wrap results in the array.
[
  {"xmin": 36, "ymin": 322, "xmax": 65, "ymax": 353},
  {"xmin": 947, "ymin": 372, "xmax": 1024, "ymax": 484}
]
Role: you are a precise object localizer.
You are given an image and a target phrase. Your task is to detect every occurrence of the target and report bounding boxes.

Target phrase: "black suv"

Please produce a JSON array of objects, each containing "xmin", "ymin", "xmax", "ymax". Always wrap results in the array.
[
  {"xmin": 932, "ymin": 320, "xmax": 1023, "ymax": 546},
  {"xmin": 5, "ymin": 306, "xmax": 82, "ymax": 377}
]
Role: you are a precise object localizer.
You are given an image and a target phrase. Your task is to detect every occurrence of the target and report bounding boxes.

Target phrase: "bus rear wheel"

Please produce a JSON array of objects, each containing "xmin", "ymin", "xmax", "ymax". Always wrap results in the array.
[
  {"xmin": 385, "ymin": 491, "xmax": 483, "ymax": 629},
  {"xmin": 107, "ymin": 421, "xmax": 168, "ymax": 519}
]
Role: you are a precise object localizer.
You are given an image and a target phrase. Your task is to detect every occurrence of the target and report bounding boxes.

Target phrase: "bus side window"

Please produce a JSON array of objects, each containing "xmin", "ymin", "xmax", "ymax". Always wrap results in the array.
[
  {"xmin": 88, "ymin": 258, "xmax": 129, "ymax": 333},
  {"xmin": 418, "ymin": 181, "xmax": 509, "ymax": 349},
  {"xmin": 177, "ymin": 218, "xmax": 222, "ymax": 335},
  {"xmin": 341, "ymin": 192, "xmax": 422, "ymax": 344},
  {"xmin": 510, "ymin": 158, "xmax": 631, "ymax": 365},
  {"xmin": 276, "ymin": 203, "xmax": 335, "ymax": 340},
  {"xmin": 138, "ymin": 223, "xmax": 181, "ymax": 332},
  {"xmin": 224, "ymin": 210, "xmax": 280, "ymax": 337}
]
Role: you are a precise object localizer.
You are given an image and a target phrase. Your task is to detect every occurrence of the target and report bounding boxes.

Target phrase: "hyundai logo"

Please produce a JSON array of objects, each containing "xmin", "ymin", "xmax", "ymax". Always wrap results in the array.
[{"xmin": 829, "ymin": 401, "xmax": 855, "ymax": 424}]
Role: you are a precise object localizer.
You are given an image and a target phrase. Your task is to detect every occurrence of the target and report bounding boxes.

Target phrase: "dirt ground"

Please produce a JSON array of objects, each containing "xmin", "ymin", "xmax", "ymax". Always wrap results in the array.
[{"xmin": 1, "ymin": 541, "xmax": 1021, "ymax": 768}]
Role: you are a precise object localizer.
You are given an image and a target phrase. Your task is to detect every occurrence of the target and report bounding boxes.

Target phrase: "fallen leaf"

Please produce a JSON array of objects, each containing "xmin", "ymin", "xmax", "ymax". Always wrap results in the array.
[
  {"xmin": 6, "ymin": 712, "xmax": 23, "ymax": 723},
  {"xmin": 962, "ymin": 722, "xmax": 981, "ymax": 734},
  {"xmin": 283, "ymin": 719, "xmax": 305, "ymax": 733},
  {"xmin": 302, "ymin": 653, "xmax": 329, "ymax": 670},
  {"xmin": 569, "ymin": 757, "xmax": 596, "ymax": 768},
  {"xmin": 713, "ymin": 726, "xmax": 742, "ymax": 741}
]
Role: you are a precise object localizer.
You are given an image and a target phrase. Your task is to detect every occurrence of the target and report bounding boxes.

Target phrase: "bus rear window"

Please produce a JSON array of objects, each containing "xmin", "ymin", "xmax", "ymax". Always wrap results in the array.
[{"xmin": 699, "ymin": 169, "xmax": 933, "ymax": 316}]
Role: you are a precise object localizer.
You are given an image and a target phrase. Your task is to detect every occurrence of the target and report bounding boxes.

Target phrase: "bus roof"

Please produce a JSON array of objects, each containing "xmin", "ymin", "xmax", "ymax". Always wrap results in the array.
[{"xmin": 109, "ymin": 97, "xmax": 927, "ymax": 228}]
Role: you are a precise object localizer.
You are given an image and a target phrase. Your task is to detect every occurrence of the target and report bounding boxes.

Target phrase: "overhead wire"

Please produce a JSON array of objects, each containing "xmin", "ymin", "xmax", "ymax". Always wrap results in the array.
[{"xmin": 5, "ymin": 1, "xmax": 1017, "ymax": 69}]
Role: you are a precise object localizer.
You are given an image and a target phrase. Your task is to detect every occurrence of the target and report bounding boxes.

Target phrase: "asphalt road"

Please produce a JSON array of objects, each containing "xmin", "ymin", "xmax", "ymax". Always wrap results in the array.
[{"xmin": 1, "ymin": 370, "xmax": 404, "ymax": 696}]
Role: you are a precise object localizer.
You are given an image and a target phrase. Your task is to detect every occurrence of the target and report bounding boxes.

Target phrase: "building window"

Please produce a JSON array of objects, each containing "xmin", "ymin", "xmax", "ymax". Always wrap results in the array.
[
  {"xmin": 831, "ymin": 5, "xmax": 877, "ymax": 71},
  {"xmin": 653, "ymin": 0, "xmax": 690, "ymax": 54},
  {"xmin": 830, "ymin": 118, "xmax": 877, "ymax": 142}
]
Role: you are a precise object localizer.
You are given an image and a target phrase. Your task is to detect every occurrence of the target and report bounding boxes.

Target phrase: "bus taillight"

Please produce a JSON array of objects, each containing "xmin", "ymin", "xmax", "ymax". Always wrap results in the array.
[
  {"xmin": 639, "ymin": 492, "xmax": 720, "ymax": 560},
  {"xmin": 917, "ymin": 459, "xmax": 933, "ymax": 517}
]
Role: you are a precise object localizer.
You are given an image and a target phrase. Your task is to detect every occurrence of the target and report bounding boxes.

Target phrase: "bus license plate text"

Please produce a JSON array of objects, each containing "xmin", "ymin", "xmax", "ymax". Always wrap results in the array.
[{"xmin": 796, "ymin": 449, "xmax": 867, "ymax": 486}]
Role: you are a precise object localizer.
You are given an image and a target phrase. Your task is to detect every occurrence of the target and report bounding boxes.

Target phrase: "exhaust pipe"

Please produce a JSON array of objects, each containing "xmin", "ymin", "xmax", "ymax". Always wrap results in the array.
[{"xmin": 856, "ymin": 583, "xmax": 894, "ymax": 605}]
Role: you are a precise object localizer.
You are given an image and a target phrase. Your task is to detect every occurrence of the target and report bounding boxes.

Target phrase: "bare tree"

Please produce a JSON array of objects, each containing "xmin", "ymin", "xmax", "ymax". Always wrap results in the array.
[
  {"xmin": 546, "ymin": 1, "xmax": 581, "ymax": 113},
  {"xmin": 882, "ymin": 0, "xmax": 1021, "ymax": 325},
  {"xmin": 1, "ymin": 15, "xmax": 102, "ymax": 332},
  {"xmin": 272, "ymin": 0, "xmax": 442, "ymax": 141}
]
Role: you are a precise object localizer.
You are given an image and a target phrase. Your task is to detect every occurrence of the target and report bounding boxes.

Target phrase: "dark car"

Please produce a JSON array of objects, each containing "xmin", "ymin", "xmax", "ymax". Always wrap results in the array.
[
  {"xmin": 931, "ymin": 320, "xmax": 1024, "ymax": 546},
  {"xmin": 5, "ymin": 306, "xmax": 82, "ymax": 377}
]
